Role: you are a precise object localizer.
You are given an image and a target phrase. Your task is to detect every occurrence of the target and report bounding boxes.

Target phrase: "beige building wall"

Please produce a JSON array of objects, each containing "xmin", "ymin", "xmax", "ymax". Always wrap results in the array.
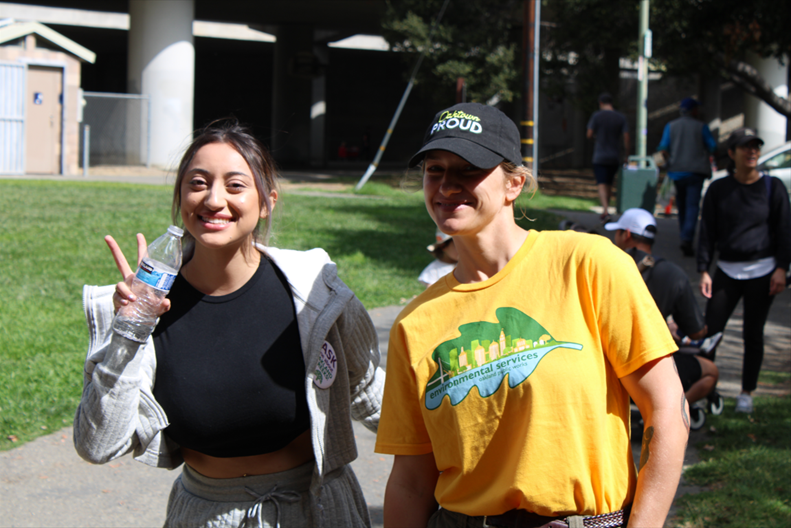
[{"xmin": 0, "ymin": 35, "xmax": 82, "ymax": 175}]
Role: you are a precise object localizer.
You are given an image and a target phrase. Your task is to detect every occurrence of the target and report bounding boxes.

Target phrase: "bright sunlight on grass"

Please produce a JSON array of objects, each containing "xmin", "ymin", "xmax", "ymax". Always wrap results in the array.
[
  {"xmin": 1, "ymin": 179, "xmax": 565, "ymax": 450},
  {"xmin": 673, "ymin": 395, "xmax": 791, "ymax": 527}
]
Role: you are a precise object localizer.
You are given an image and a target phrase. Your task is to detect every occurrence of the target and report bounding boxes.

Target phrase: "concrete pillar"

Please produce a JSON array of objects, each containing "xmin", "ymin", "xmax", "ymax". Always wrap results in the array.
[
  {"xmin": 128, "ymin": 0, "xmax": 194, "ymax": 168},
  {"xmin": 310, "ymin": 42, "xmax": 328, "ymax": 167},
  {"xmin": 272, "ymin": 25, "xmax": 313, "ymax": 165},
  {"xmin": 743, "ymin": 53, "xmax": 788, "ymax": 151}
]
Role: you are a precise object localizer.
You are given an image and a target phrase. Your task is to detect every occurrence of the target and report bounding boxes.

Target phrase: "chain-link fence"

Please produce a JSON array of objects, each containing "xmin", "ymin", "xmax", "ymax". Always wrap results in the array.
[{"xmin": 82, "ymin": 92, "xmax": 150, "ymax": 167}]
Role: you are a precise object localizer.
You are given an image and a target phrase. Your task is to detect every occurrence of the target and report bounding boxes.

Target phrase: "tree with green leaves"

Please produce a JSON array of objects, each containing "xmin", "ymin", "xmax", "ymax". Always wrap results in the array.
[
  {"xmin": 383, "ymin": 0, "xmax": 790, "ymax": 119},
  {"xmin": 651, "ymin": 0, "xmax": 790, "ymax": 117},
  {"xmin": 381, "ymin": 0, "xmax": 523, "ymax": 107},
  {"xmin": 543, "ymin": 0, "xmax": 790, "ymax": 118},
  {"xmin": 541, "ymin": 1, "xmax": 639, "ymax": 115}
]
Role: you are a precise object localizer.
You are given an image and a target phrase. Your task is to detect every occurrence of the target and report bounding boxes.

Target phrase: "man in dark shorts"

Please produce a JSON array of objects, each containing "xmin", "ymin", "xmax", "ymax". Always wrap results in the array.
[
  {"xmin": 606, "ymin": 209, "xmax": 721, "ymax": 424},
  {"xmin": 587, "ymin": 92, "xmax": 630, "ymax": 223}
]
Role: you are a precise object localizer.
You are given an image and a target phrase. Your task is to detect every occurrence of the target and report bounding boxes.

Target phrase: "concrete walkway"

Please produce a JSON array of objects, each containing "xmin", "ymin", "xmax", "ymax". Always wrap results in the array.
[{"xmin": 1, "ymin": 174, "xmax": 788, "ymax": 527}]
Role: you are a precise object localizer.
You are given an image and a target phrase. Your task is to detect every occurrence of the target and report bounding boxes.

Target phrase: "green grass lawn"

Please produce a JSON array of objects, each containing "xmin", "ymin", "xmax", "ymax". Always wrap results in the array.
[
  {"xmin": 0, "ymin": 179, "xmax": 573, "ymax": 449},
  {"xmin": 673, "ymin": 394, "xmax": 791, "ymax": 527}
]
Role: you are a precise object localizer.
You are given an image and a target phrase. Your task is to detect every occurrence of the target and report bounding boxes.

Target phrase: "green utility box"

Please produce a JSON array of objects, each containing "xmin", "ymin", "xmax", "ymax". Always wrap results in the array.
[{"xmin": 617, "ymin": 155, "xmax": 659, "ymax": 214}]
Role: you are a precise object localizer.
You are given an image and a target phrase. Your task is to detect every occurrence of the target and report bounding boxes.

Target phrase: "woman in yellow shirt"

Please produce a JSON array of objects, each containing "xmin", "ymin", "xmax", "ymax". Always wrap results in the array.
[{"xmin": 375, "ymin": 103, "xmax": 689, "ymax": 528}]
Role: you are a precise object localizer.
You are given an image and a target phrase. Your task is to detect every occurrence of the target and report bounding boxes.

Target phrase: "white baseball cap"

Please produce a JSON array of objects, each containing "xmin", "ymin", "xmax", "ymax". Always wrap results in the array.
[{"xmin": 604, "ymin": 208, "xmax": 656, "ymax": 238}]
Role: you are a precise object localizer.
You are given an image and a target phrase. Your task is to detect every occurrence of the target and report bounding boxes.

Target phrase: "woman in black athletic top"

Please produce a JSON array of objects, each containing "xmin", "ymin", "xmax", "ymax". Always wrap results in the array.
[
  {"xmin": 74, "ymin": 121, "xmax": 385, "ymax": 528},
  {"xmin": 698, "ymin": 127, "xmax": 791, "ymax": 414}
]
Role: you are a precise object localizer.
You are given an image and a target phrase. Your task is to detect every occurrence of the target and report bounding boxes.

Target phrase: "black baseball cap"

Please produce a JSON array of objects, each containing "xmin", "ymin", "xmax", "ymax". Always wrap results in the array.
[
  {"xmin": 727, "ymin": 127, "xmax": 764, "ymax": 149},
  {"xmin": 408, "ymin": 102, "xmax": 523, "ymax": 169}
]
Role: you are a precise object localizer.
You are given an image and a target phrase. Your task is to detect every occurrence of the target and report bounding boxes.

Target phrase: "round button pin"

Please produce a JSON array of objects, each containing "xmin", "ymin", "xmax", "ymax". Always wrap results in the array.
[{"xmin": 313, "ymin": 341, "xmax": 338, "ymax": 389}]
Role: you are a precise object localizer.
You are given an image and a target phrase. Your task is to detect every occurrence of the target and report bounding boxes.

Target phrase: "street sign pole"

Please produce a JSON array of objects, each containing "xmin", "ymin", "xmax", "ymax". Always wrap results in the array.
[
  {"xmin": 636, "ymin": 0, "xmax": 651, "ymax": 167},
  {"xmin": 521, "ymin": 0, "xmax": 535, "ymax": 170}
]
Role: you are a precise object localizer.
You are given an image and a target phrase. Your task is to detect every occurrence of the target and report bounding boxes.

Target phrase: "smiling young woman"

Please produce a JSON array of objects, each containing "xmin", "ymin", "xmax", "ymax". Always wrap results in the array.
[
  {"xmin": 698, "ymin": 127, "xmax": 791, "ymax": 414},
  {"xmin": 180, "ymin": 142, "xmax": 274, "ymax": 253},
  {"xmin": 74, "ymin": 120, "xmax": 385, "ymax": 528},
  {"xmin": 174, "ymin": 142, "xmax": 277, "ymax": 296},
  {"xmin": 375, "ymin": 103, "xmax": 690, "ymax": 528}
]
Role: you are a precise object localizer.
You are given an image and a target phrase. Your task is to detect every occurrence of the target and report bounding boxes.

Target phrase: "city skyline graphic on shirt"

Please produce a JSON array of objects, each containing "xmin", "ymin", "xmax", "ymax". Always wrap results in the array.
[{"xmin": 424, "ymin": 306, "xmax": 583, "ymax": 410}]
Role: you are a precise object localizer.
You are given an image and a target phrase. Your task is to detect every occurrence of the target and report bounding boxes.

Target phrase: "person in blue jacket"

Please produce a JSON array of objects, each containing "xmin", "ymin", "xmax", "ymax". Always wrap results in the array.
[{"xmin": 657, "ymin": 97, "xmax": 717, "ymax": 257}]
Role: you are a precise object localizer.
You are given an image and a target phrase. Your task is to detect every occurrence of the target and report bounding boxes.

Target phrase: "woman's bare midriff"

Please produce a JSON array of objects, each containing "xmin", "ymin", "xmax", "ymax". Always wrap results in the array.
[{"xmin": 181, "ymin": 429, "xmax": 314, "ymax": 479}]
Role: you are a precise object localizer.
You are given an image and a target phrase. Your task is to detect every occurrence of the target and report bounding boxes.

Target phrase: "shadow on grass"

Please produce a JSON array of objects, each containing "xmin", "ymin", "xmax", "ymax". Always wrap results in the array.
[
  {"xmin": 277, "ymin": 196, "xmax": 564, "ymax": 274},
  {"xmin": 673, "ymin": 395, "xmax": 791, "ymax": 527},
  {"xmin": 276, "ymin": 197, "xmax": 435, "ymax": 269}
]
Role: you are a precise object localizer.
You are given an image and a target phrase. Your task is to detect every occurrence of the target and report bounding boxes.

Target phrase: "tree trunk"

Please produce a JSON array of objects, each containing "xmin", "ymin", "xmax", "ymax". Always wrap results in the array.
[{"xmin": 713, "ymin": 53, "xmax": 791, "ymax": 118}]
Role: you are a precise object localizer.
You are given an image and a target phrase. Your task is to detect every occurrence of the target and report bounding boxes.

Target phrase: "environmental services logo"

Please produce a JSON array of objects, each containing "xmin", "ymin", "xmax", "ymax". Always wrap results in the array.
[
  {"xmin": 430, "ymin": 110, "xmax": 483, "ymax": 136},
  {"xmin": 424, "ymin": 307, "xmax": 582, "ymax": 410}
]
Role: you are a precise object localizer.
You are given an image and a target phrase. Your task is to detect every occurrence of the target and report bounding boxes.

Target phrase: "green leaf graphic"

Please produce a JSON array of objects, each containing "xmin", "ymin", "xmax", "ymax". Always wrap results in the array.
[{"xmin": 425, "ymin": 307, "xmax": 582, "ymax": 409}]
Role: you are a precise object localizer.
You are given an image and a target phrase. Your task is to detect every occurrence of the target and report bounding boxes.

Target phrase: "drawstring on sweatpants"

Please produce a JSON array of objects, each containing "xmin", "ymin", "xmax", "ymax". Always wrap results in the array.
[{"xmin": 240, "ymin": 484, "xmax": 301, "ymax": 528}]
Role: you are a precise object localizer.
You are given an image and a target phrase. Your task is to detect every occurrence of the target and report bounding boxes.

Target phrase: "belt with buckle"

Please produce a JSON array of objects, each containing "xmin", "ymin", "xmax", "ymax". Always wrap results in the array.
[{"xmin": 482, "ymin": 505, "xmax": 630, "ymax": 528}]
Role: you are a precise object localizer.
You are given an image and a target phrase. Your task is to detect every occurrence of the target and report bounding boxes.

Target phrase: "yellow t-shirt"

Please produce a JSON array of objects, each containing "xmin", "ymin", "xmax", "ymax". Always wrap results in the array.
[{"xmin": 375, "ymin": 230, "xmax": 677, "ymax": 517}]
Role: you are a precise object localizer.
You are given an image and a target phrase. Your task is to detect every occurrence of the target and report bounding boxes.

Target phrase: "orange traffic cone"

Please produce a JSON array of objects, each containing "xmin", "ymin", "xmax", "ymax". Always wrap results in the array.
[{"xmin": 664, "ymin": 196, "xmax": 674, "ymax": 216}]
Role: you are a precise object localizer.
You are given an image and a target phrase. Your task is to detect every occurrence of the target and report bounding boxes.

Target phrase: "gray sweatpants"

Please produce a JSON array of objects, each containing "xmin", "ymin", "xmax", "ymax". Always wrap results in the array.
[{"xmin": 164, "ymin": 461, "xmax": 370, "ymax": 528}]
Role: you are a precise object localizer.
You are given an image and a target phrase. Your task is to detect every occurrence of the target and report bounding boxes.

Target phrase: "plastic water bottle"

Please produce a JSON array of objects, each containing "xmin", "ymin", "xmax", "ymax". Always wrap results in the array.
[{"xmin": 112, "ymin": 226, "xmax": 183, "ymax": 343}]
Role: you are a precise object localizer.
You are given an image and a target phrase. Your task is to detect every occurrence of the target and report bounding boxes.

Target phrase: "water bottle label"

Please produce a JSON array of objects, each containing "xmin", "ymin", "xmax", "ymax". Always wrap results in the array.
[{"xmin": 136, "ymin": 261, "xmax": 177, "ymax": 291}]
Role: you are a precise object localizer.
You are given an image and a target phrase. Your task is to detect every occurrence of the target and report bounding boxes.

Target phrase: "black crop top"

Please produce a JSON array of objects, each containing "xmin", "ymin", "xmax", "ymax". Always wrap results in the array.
[{"xmin": 152, "ymin": 257, "xmax": 309, "ymax": 457}]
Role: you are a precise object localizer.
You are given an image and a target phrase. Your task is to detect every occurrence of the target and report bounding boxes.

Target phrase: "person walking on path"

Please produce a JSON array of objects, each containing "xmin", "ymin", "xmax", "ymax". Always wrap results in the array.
[
  {"xmin": 697, "ymin": 127, "xmax": 791, "ymax": 414},
  {"xmin": 376, "ymin": 102, "xmax": 688, "ymax": 528},
  {"xmin": 605, "ymin": 208, "xmax": 720, "ymax": 422},
  {"xmin": 657, "ymin": 97, "xmax": 717, "ymax": 257},
  {"xmin": 587, "ymin": 92, "xmax": 630, "ymax": 224},
  {"xmin": 73, "ymin": 121, "xmax": 384, "ymax": 528}
]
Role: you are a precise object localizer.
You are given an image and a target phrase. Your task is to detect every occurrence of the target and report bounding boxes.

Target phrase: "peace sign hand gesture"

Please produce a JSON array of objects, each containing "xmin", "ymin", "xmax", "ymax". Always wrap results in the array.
[{"xmin": 105, "ymin": 234, "xmax": 172, "ymax": 316}]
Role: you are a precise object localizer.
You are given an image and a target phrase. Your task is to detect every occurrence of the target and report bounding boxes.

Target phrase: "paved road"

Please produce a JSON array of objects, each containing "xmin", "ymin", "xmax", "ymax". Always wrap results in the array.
[{"xmin": 1, "ymin": 174, "xmax": 788, "ymax": 527}]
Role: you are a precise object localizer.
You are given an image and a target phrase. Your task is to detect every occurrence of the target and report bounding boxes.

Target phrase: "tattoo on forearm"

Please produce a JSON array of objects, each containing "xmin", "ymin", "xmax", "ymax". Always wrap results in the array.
[
  {"xmin": 639, "ymin": 426, "xmax": 654, "ymax": 470},
  {"xmin": 681, "ymin": 393, "xmax": 690, "ymax": 433}
]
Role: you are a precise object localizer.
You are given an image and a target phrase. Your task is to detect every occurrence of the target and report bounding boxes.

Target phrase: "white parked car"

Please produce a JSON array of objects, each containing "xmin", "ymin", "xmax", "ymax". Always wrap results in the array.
[{"xmin": 710, "ymin": 140, "xmax": 791, "ymax": 197}]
